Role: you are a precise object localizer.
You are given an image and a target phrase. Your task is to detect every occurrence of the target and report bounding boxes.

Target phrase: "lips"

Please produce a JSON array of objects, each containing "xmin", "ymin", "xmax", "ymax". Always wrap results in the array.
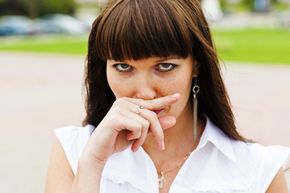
[{"xmin": 153, "ymin": 109, "xmax": 163, "ymax": 115}]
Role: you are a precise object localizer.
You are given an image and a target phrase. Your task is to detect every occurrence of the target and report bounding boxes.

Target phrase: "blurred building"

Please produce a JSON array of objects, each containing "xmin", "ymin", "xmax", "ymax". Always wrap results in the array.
[{"xmin": 201, "ymin": 0, "xmax": 223, "ymax": 21}]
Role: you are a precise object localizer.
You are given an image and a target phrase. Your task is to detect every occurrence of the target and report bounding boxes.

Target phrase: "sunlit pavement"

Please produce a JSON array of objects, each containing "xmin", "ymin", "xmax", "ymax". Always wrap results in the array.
[{"xmin": 0, "ymin": 52, "xmax": 289, "ymax": 193}]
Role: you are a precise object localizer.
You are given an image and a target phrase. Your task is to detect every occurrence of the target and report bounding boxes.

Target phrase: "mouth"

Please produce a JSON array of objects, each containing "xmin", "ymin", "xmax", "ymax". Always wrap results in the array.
[{"xmin": 153, "ymin": 109, "xmax": 163, "ymax": 115}]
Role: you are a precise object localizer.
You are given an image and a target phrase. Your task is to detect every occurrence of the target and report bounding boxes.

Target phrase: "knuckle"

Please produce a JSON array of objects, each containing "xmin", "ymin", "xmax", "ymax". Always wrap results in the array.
[
  {"xmin": 139, "ymin": 137, "xmax": 146, "ymax": 146},
  {"xmin": 157, "ymin": 133, "xmax": 164, "ymax": 141},
  {"xmin": 151, "ymin": 132, "xmax": 163, "ymax": 143},
  {"xmin": 143, "ymin": 120, "xmax": 150, "ymax": 129},
  {"xmin": 133, "ymin": 129, "xmax": 142, "ymax": 137},
  {"xmin": 151, "ymin": 127, "xmax": 162, "ymax": 138},
  {"xmin": 136, "ymin": 123, "xmax": 143, "ymax": 131},
  {"xmin": 153, "ymin": 125, "xmax": 163, "ymax": 137},
  {"xmin": 132, "ymin": 122, "xmax": 142, "ymax": 132}
]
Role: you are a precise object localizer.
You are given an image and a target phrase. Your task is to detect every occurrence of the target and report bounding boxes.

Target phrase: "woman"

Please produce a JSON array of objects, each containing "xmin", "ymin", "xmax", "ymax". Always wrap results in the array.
[{"xmin": 45, "ymin": 0, "xmax": 290, "ymax": 193}]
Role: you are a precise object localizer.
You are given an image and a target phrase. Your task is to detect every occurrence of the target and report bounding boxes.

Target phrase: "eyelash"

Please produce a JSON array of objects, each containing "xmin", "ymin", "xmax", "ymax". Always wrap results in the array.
[{"xmin": 113, "ymin": 63, "xmax": 177, "ymax": 72}]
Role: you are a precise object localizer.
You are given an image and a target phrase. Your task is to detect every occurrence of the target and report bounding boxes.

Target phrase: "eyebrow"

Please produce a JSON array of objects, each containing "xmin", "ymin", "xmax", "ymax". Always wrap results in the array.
[
  {"xmin": 111, "ymin": 55, "xmax": 183, "ymax": 64},
  {"xmin": 154, "ymin": 56, "xmax": 182, "ymax": 63}
]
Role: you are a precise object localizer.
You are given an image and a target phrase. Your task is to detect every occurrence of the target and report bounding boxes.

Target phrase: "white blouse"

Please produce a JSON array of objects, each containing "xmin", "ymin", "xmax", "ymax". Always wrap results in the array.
[{"xmin": 54, "ymin": 118, "xmax": 290, "ymax": 193}]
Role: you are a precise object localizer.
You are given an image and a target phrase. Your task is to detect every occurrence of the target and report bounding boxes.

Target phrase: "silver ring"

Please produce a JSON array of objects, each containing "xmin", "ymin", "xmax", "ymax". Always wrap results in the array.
[{"xmin": 135, "ymin": 105, "xmax": 144, "ymax": 114}]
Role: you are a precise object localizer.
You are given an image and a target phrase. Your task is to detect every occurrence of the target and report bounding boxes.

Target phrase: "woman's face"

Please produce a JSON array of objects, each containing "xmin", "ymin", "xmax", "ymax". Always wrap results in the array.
[{"xmin": 106, "ymin": 55, "xmax": 197, "ymax": 119}]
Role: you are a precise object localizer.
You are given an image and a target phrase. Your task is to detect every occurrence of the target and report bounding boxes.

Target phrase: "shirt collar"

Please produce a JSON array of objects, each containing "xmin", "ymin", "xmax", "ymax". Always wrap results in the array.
[{"xmin": 196, "ymin": 117, "xmax": 236, "ymax": 162}]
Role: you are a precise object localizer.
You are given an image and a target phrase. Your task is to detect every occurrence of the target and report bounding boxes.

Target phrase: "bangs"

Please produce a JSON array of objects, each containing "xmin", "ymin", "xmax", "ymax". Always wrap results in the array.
[{"xmin": 95, "ymin": 0, "xmax": 193, "ymax": 61}]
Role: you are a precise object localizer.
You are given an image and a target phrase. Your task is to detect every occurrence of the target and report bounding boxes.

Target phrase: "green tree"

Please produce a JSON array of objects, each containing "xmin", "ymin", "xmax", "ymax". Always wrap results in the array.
[
  {"xmin": 0, "ymin": 0, "xmax": 76, "ymax": 18},
  {"xmin": 0, "ymin": 0, "xmax": 26, "ymax": 16},
  {"xmin": 38, "ymin": 0, "xmax": 76, "ymax": 16},
  {"xmin": 242, "ymin": 0, "xmax": 254, "ymax": 10}
]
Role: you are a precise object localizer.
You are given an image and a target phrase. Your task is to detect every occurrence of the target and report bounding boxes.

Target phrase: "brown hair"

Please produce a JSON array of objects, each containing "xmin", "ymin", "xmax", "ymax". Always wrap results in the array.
[{"xmin": 83, "ymin": 0, "xmax": 245, "ymax": 141}]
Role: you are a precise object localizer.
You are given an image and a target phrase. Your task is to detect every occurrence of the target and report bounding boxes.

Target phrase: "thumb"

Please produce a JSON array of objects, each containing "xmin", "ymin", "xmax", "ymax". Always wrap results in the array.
[{"xmin": 159, "ymin": 116, "xmax": 176, "ymax": 130}]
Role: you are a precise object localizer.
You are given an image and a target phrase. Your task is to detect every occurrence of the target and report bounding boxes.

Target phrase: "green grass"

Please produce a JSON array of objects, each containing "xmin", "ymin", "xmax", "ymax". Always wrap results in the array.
[
  {"xmin": 273, "ymin": 2, "xmax": 290, "ymax": 11},
  {"xmin": 0, "ymin": 28, "xmax": 290, "ymax": 64},
  {"xmin": 222, "ymin": 3, "xmax": 251, "ymax": 13},
  {"xmin": 213, "ymin": 28, "xmax": 290, "ymax": 64}
]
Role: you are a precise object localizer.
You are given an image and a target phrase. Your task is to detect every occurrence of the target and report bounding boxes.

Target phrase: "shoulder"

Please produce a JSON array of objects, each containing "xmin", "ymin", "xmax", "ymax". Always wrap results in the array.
[
  {"xmin": 53, "ymin": 125, "xmax": 95, "ymax": 174},
  {"xmin": 54, "ymin": 125, "xmax": 94, "ymax": 142},
  {"xmin": 231, "ymin": 140, "xmax": 290, "ymax": 170},
  {"xmin": 230, "ymin": 140, "xmax": 290, "ymax": 192},
  {"xmin": 45, "ymin": 125, "xmax": 95, "ymax": 193}
]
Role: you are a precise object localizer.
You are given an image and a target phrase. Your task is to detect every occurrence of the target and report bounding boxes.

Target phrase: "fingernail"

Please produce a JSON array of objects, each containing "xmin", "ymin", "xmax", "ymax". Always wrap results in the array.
[
  {"xmin": 131, "ymin": 144, "xmax": 138, "ymax": 152},
  {"xmin": 159, "ymin": 140, "xmax": 165, "ymax": 151},
  {"xmin": 131, "ymin": 146, "xmax": 136, "ymax": 152},
  {"xmin": 171, "ymin": 93, "xmax": 180, "ymax": 99},
  {"xmin": 127, "ymin": 133, "xmax": 135, "ymax": 140}
]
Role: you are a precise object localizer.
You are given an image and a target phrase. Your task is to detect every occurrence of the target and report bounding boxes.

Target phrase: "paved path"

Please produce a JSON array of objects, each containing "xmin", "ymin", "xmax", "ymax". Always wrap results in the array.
[{"xmin": 0, "ymin": 52, "xmax": 289, "ymax": 193}]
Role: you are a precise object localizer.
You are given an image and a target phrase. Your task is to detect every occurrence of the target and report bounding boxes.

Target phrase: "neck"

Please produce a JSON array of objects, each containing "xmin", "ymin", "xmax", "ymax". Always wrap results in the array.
[{"xmin": 142, "ymin": 102, "xmax": 205, "ymax": 168}]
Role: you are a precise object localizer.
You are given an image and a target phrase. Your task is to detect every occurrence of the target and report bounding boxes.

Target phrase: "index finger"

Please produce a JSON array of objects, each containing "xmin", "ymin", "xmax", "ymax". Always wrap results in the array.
[{"xmin": 125, "ymin": 93, "xmax": 180, "ymax": 110}]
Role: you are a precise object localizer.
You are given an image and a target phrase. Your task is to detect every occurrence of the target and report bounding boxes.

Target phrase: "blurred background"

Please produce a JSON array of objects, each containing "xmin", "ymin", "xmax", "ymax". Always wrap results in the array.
[{"xmin": 0, "ymin": 0, "xmax": 289, "ymax": 192}]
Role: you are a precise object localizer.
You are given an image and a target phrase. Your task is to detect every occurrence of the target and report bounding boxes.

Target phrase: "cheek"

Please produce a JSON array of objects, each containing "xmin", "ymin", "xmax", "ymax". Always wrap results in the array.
[
  {"xmin": 107, "ymin": 69, "xmax": 129, "ymax": 98},
  {"xmin": 108, "ymin": 79, "xmax": 132, "ymax": 98},
  {"xmin": 163, "ymin": 74, "xmax": 193, "ymax": 115},
  {"xmin": 163, "ymin": 74, "xmax": 192, "ymax": 96},
  {"xmin": 107, "ymin": 78, "xmax": 120, "ymax": 97}
]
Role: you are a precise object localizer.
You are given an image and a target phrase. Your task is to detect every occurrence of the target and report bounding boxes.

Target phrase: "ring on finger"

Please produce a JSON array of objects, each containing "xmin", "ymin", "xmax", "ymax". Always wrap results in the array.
[{"xmin": 135, "ymin": 105, "xmax": 144, "ymax": 114}]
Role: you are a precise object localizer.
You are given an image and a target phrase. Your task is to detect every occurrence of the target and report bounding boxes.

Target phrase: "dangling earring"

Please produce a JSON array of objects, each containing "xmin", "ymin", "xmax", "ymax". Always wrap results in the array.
[{"xmin": 192, "ymin": 77, "xmax": 200, "ymax": 143}]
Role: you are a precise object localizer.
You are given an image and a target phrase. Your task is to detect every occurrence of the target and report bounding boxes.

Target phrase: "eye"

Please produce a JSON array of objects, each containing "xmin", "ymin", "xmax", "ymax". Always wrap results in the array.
[
  {"xmin": 113, "ymin": 63, "xmax": 133, "ymax": 72},
  {"xmin": 157, "ymin": 63, "xmax": 177, "ymax": 72}
]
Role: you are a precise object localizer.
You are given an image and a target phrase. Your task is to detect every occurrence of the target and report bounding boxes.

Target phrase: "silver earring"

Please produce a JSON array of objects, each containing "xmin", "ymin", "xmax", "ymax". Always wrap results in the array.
[{"xmin": 192, "ymin": 77, "xmax": 200, "ymax": 143}]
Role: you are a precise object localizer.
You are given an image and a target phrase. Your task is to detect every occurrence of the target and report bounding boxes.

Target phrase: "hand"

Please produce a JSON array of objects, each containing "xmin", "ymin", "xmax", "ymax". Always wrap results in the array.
[{"xmin": 81, "ymin": 93, "xmax": 180, "ymax": 164}]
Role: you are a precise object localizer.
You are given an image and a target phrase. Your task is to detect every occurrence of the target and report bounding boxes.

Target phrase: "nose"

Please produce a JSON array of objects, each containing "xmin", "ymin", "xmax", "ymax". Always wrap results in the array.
[{"xmin": 134, "ymin": 76, "xmax": 157, "ymax": 100}]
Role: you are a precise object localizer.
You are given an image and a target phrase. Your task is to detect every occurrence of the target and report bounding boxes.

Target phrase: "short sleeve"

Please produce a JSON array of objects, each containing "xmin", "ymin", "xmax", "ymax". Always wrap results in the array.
[
  {"xmin": 256, "ymin": 145, "xmax": 290, "ymax": 193},
  {"xmin": 54, "ymin": 125, "xmax": 94, "ymax": 175}
]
